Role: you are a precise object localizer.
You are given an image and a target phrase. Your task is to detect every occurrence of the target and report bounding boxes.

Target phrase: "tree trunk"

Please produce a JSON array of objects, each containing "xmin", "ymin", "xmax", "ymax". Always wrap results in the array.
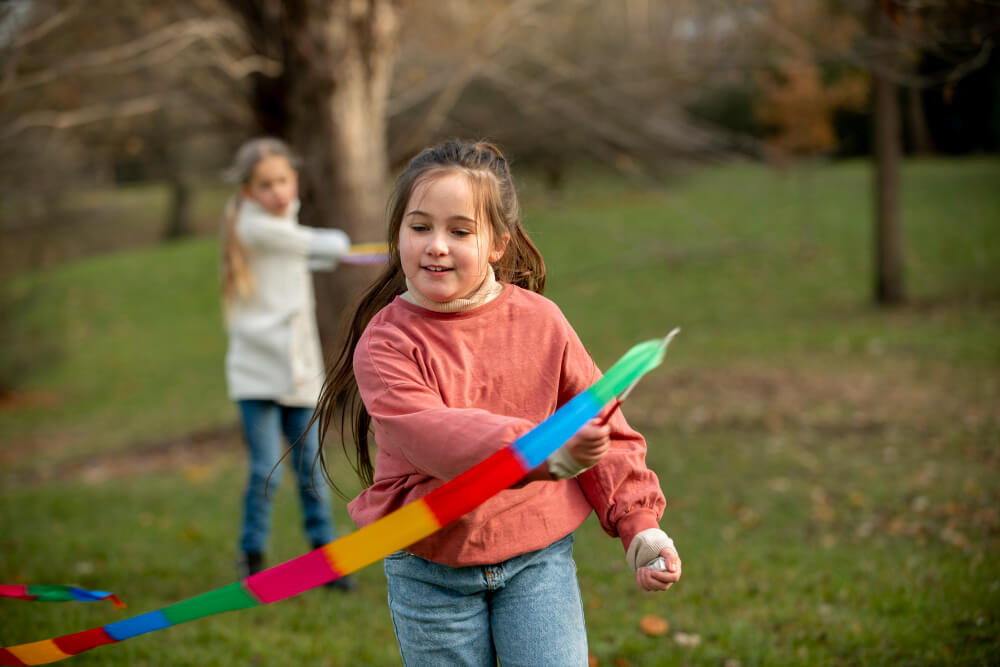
[
  {"xmin": 872, "ymin": 3, "xmax": 905, "ymax": 306},
  {"xmin": 163, "ymin": 175, "xmax": 192, "ymax": 241},
  {"xmin": 905, "ymin": 85, "xmax": 935, "ymax": 156},
  {"xmin": 231, "ymin": 0, "xmax": 400, "ymax": 351}
]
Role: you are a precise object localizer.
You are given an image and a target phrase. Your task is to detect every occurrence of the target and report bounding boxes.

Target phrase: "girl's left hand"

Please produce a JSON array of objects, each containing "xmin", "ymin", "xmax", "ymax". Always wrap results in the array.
[{"xmin": 635, "ymin": 547, "xmax": 681, "ymax": 592}]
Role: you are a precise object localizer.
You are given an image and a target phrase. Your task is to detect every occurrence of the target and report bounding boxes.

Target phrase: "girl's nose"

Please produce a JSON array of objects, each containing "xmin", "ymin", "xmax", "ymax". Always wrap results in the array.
[{"xmin": 426, "ymin": 231, "xmax": 448, "ymax": 255}]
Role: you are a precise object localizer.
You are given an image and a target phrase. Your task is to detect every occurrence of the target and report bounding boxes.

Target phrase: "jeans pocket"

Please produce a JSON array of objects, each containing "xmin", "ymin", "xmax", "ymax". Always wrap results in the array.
[{"xmin": 384, "ymin": 550, "xmax": 413, "ymax": 561}]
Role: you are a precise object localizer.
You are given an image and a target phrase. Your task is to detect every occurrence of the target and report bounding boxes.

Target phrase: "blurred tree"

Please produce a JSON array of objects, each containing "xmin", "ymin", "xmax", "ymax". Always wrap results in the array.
[
  {"xmin": 746, "ymin": 0, "xmax": 999, "ymax": 306},
  {"xmin": 869, "ymin": 0, "xmax": 905, "ymax": 305},
  {"xmin": 1, "ymin": 0, "xmax": 402, "ymax": 350},
  {"xmin": 387, "ymin": 0, "xmax": 755, "ymax": 182},
  {"xmin": 853, "ymin": 0, "xmax": 1000, "ymax": 305},
  {"xmin": 222, "ymin": 0, "xmax": 400, "ymax": 347}
]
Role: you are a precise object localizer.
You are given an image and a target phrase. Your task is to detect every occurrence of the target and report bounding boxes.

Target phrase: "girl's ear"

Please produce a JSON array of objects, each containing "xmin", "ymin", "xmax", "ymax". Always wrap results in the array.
[
  {"xmin": 489, "ymin": 233, "xmax": 511, "ymax": 263},
  {"xmin": 239, "ymin": 184, "xmax": 251, "ymax": 199}
]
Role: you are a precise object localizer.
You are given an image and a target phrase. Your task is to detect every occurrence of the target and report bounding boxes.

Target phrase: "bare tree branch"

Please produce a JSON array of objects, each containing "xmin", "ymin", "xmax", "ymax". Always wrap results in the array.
[
  {"xmin": 2, "ymin": 94, "xmax": 170, "ymax": 139},
  {"xmin": 10, "ymin": 1, "xmax": 81, "ymax": 48},
  {"xmin": 201, "ymin": 37, "xmax": 282, "ymax": 79},
  {"xmin": 0, "ymin": 17, "xmax": 272, "ymax": 95},
  {"xmin": 389, "ymin": 0, "xmax": 569, "ymax": 157}
]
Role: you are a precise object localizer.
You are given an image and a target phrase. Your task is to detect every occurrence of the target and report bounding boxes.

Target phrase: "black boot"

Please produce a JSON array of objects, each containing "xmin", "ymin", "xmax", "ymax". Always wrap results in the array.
[
  {"xmin": 237, "ymin": 551, "xmax": 264, "ymax": 579},
  {"xmin": 325, "ymin": 575, "xmax": 358, "ymax": 592}
]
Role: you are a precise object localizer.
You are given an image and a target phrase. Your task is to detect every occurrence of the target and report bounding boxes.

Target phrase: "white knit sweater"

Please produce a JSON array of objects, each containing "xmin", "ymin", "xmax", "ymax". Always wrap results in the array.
[{"xmin": 224, "ymin": 199, "xmax": 350, "ymax": 406}]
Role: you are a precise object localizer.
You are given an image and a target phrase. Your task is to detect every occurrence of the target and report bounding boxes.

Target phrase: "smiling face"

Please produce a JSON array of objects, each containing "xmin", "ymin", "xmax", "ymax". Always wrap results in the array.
[
  {"xmin": 399, "ymin": 171, "xmax": 508, "ymax": 304},
  {"xmin": 241, "ymin": 154, "xmax": 298, "ymax": 217}
]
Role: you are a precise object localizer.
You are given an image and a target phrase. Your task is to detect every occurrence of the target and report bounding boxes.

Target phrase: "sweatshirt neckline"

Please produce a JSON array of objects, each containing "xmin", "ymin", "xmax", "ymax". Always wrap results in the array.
[{"xmin": 392, "ymin": 282, "xmax": 515, "ymax": 320}]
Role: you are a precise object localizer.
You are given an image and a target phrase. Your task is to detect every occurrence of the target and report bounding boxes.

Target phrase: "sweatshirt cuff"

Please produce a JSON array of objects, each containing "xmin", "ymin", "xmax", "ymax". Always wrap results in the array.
[
  {"xmin": 546, "ymin": 444, "xmax": 594, "ymax": 479},
  {"xmin": 309, "ymin": 229, "xmax": 350, "ymax": 259},
  {"xmin": 625, "ymin": 528, "xmax": 676, "ymax": 572},
  {"xmin": 616, "ymin": 509, "xmax": 661, "ymax": 553}
]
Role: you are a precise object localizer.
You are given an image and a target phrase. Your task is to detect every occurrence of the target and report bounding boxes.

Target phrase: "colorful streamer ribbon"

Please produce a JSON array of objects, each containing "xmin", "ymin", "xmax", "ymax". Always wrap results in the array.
[
  {"xmin": 0, "ymin": 335, "xmax": 674, "ymax": 666},
  {"xmin": 342, "ymin": 242, "xmax": 389, "ymax": 265},
  {"xmin": 0, "ymin": 586, "xmax": 124, "ymax": 609}
]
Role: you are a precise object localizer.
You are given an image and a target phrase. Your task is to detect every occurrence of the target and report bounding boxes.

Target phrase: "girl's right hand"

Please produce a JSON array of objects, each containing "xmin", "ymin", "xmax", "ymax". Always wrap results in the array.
[
  {"xmin": 562, "ymin": 418, "xmax": 611, "ymax": 468},
  {"xmin": 636, "ymin": 548, "xmax": 682, "ymax": 592}
]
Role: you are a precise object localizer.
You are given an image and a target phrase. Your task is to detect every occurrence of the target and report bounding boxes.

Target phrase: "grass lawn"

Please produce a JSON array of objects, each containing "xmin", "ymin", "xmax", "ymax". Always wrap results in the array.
[{"xmin": 1, "ymin": 157, "xmax": 998, "ymax": 665}]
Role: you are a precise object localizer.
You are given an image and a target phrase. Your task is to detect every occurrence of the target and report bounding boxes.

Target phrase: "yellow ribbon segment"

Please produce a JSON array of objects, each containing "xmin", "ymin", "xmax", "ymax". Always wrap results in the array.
[
  {"xmin": 348, "ymin": 243, "xmax": 389, "ymax": 254},
  {"xmin": 9, "ymin": 640, "xmax": 71, "ymax": 665},
  {"xmin": 323, "ymin": 501, "xmax": 439, "ymax": 574}
]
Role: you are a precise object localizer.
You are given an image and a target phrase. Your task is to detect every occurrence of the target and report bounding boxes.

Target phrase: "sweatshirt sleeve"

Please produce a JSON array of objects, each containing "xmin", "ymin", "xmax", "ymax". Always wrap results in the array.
[
  {"xmin": 238, "ymin": 211, "xmax": 350, "ymax": 260},
  {"xmin": 558, "ymin": 325, "xmax": 666, "ymax": 551},
  {"xmin": 237, "ymin": 212, "xmax": 312, "ymax": 254},
  {"xmin": 308, "ymin": 228, "xmax": 351, "ymax": 262},
  {"xmin": 355, "ymin": 328, "xmax": 536, "ymax": 481}
]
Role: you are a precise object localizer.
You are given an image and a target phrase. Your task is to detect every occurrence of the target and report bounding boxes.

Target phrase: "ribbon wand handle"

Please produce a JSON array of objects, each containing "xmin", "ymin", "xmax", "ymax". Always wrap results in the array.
[
  {"xmin": 596, "ymin": 399, "xmax": 623, "ymax": 426},
  {"xmin": 644, "ymin": 556, "xmax": 668, "ymax": 571}
]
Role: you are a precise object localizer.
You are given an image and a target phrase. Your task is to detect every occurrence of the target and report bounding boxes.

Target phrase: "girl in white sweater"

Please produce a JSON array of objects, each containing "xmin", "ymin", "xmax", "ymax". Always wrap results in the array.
[{"xmin": 220, "ymin": 137, "xmax": 354, "ymax": 590}]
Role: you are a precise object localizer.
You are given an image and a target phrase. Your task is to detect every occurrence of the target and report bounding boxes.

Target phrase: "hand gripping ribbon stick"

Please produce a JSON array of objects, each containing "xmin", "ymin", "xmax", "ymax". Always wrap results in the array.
[
  {"xmin": 0, "ymin": 332, "xmax": 679, "ymax": 665},
  {"xmin": 596, "ymin": 328, "xmax": 679, "ymax": 572}
]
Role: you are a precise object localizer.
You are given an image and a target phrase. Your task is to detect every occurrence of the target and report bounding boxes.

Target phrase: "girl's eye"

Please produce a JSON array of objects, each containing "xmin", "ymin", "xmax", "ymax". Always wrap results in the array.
[
  {"xmin": 452, "ymin": 229, "xmax": 473, "ymax": 237},
  {"xmin": 410, "ymin": 224, "xmax": 428, "ymax": 232}
]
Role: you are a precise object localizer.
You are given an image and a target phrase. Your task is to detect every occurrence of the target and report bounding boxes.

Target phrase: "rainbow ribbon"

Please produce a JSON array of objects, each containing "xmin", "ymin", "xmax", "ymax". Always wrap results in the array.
[
  {"xmin": 342, "ymin": 242, "xmax": 389, "ymax": 265},
  {"xmin": 0, "ymin": 586, "xmax": 124, "ymax": 609},
  {"xmin": 0, "ymin": 336, "xmax": 673, "ymax": 666}
]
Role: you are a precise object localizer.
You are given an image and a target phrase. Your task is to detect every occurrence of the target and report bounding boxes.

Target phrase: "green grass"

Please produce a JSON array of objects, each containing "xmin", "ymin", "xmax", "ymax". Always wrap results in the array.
[
  {"xmin": 1, "ymin": 157, "xmax": 998, "ymax": 665},
  {"xmin": 1, "ymin": 239, "xmax": 233, "ymax": 469}
]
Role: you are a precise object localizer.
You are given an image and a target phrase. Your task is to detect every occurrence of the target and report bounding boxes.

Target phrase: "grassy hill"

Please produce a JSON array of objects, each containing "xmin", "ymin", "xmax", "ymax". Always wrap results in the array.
[{"xmin": 1, "ymin": 158, "xmax": 997, "ymax": 665}]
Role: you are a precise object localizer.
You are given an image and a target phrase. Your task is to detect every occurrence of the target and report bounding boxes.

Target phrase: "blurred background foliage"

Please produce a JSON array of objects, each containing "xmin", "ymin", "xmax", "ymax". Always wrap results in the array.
[{"xmin": 1, "ymin": 0, "xmax": 997, "ymax": 272}]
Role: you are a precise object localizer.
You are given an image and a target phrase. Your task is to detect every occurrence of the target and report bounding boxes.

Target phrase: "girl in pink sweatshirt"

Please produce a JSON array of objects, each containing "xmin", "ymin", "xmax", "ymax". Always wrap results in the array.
[{"xmin": 317, "ymin": 140, "xmax": 680, "ymax": 665}]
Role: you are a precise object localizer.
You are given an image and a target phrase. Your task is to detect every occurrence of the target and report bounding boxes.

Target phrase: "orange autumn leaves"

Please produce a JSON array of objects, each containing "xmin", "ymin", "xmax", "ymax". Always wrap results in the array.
[
  {"xmin": 639, "ymin": 614, "xmax": 669, "ymax": 636},
  {"xmin": 756, "ymin": 61, "xmax": 869, "ymax": 157},
  {"xmin": 752, "ymin": 0, "xmax": 870, "ymax": 158},
  {"xmin": 586, "ymin": 614, "xmax": 704, "ymax": 666}
]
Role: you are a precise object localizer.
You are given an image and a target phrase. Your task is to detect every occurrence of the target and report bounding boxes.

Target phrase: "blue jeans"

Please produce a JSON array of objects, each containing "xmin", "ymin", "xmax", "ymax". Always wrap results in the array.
[
  {"xmin": 384, "ymin": 534, "xmax": 589, "ymax": 666},
  {"xmin": 237, "ymin": 399, "xmax": 335, "ymax": 554}
]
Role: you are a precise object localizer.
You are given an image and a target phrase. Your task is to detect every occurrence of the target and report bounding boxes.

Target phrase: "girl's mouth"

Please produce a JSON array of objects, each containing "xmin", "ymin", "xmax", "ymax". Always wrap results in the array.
[{"xmin": 423, "ymin": 266, "xmax": 452, "ymax": 273}]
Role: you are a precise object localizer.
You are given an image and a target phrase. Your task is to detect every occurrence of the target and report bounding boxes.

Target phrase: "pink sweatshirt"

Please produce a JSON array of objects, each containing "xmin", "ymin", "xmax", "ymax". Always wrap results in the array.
[{"xmin": 347, "ymin": 284, "xmax": 666, "ymax": 567}]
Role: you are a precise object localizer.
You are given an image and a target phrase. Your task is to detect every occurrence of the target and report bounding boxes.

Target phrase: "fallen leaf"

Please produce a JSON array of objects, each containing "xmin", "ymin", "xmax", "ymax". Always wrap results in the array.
[
  {"xmin": 183, "ymin": 463, "xmax": 212, "ymax": 482},
  {"xmin": 639, "ymin": 614, "xmax": 670, "ymax": 636},
  {"xmin": 673, "ymin": 631, "xmax": 702, "ymax": 647},
  {"xmin": 768, "ymin": 477, "xmax": 791, "ymax": 493}
]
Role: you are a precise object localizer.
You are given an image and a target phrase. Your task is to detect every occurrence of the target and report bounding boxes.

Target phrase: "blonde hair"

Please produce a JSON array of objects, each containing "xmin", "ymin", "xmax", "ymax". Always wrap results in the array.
[
  {"xmin": 315, "ymin": 139, "xmax": 546, "ymax": 490},
  {"xmin": 220, "ymin": 137, "xmax": 301, "ymax": 307}
]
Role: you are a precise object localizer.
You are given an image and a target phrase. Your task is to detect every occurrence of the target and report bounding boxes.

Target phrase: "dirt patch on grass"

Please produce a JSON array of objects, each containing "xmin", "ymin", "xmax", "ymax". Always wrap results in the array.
[
  {"xmin": 8, "ymin": 424, "xmax": 242, "ymax": 487},
  {"xmin": 630, "ymin": 361, "xmax": 998, "ymax": 442},
  {"xmin": 7, "ymin": 360, "xmax": 997, "ymax": 487},
  {"xmin": 0, "ymin": 390, "xmax": 63, "ymax": 411}
]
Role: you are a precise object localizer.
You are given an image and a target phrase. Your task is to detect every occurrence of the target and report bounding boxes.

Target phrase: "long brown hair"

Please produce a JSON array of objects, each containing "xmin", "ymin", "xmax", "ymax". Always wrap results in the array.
[
  {"xmin": 316, "ymin": 139, "xmax": 546, "ymax": 490},
  {"xmin": 219, "ymin": 137, "xmax": 300, "ymax": 309}
]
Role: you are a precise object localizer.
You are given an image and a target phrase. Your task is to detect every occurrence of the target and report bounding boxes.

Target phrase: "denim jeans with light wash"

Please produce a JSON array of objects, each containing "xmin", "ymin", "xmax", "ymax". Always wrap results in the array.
[
  {"xmin": 237, "ymin": 399, "xmax": 335, "ymax": 554},
  {"xmin": 384, "ymin": 533, "xmax": 589, "ymax": 666}
]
